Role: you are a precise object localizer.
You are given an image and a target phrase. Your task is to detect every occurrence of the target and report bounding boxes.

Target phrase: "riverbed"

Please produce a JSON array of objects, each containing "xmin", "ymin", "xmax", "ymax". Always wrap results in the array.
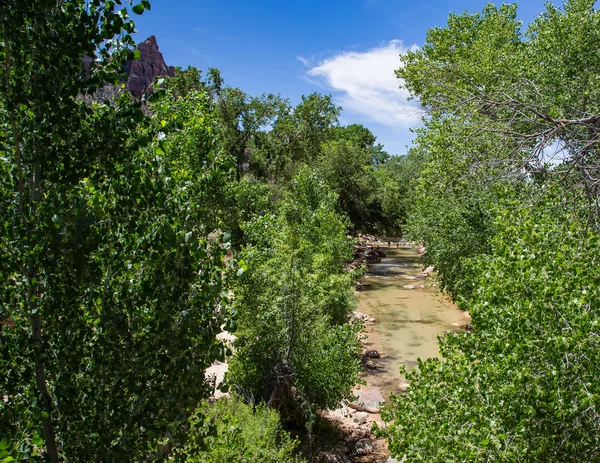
[{"xmin": 357, "ymin": 243, "xmax": 470, "ymax": 399}]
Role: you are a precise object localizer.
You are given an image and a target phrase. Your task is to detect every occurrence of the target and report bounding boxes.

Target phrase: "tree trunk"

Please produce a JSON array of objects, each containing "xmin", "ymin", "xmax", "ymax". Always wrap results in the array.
[
  {"xmin": 32, "ymin": 311, "xmax": 59, "ymax": 463},
  {"xmin": 27, "ymin": 159, "xmax": 59, "ymax": 462}
]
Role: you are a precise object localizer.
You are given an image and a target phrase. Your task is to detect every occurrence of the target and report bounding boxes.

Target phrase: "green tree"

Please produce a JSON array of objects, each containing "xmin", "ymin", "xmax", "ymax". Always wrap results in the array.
[
  {"xmin": 214, "ymin": 87, "xmax": 286, "ymax": 179},
  {"xmin": 250, "ymin": 94, "xmax": 340, "ymax": 182},
  {"xmin": 220, "ymin": 176, "xmax": 275, "ymax": 247},
  {"xmin": 227, "ymin": 169, "xmax": 361, "ymax": 426},
  {"xmin": 0, "ymin": 2, "xmax": 144, "ymax": 460},
  {"xmin": 331, "ymin": 124, "xmax": 390, "ymax": 165},
  {"xmin": 404, "ymin": 118, "xmax": 509, "ymax": 300},
  {"xmin": 166, "ymin": 66, "xmax": 206, "ymax": 96},
  {"xmin": 318, "ymin": 139, "xmax": 379, "ymax": 233},
  {"xmin": 0, "ymin": 3, "xmax": 235, "ymax": 460},
  {"xmin": 381, "ymin": 189, "xmax": 600, "ymax": 462},
  {"xmin": 380, "ymin": 2, "xmax": 600, "ymax": 461},
  {"xmin": 165, "ymin": 66, "xmax": 287, "ymax": 180},
  {"xmin": 179, "ymin": 398, "xmax": 305, "ymax": 463},
  {"xmin": 371, "ymin": 147, "xmax": 428, "ymax": 235},
  {"xmin": 399, "ymin": 0, "xmax": 600, "ymax": 219}
]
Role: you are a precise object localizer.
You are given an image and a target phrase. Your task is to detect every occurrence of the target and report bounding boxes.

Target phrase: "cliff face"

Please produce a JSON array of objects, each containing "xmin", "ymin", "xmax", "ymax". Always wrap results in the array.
[{"xmin": 125, "ymin": 35, "xmax": 175, "ymax": 97}]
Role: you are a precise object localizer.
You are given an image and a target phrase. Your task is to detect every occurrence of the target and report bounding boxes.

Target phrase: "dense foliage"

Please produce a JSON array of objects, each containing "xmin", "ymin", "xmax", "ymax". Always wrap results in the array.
[
  {"xmin": 178, "ymin": 398, "xmax": 304, "ymax": 463},
  {"xmin": 381, "ymin": 1, "xmax": 600, "ymax": 461},
  {"xmin": 228, "ymin": 169, "xmax": 362, "ymax": 426},
  {"xmin": 0, "ymin": 1, "xmax": 411, "ymax": 460},
  {"xmin": 10, "ymin": 0, "xmax": 598, "ymax": 461},
  {"xmin": 0, "ymin": 19, "xmax": 235, "ymax": 460},
  {"xmin": 383, "ymin": 192, "xmax": 600, "ymax": 461},
  {"xmin": 402, "ymin": 0, "xmax": 600, "ymax": 296}
]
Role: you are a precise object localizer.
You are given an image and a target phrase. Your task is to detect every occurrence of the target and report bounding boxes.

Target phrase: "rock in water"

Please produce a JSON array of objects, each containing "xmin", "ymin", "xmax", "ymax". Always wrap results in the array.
[
  {"xmin": 373, "ymin": 248, "xmax": 386, "ymax": 257},
  {"xmin": 365, "ymin": 349, "xmax": 380, "ymax": 358}
]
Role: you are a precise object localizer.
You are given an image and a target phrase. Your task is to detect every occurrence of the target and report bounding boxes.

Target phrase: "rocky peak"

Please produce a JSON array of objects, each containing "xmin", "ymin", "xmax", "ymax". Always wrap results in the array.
[{"xmin": 125, "ymin": 35, "xmax": 175, "ymax": 97}]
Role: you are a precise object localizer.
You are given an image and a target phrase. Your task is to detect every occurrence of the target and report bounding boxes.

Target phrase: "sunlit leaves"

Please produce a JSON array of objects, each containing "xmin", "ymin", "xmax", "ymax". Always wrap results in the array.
[
  {"xmin": 383, "ymin": 1, "xmax": 600, "ymax": 460},
  {"xmin": 227, "ymin": 169, "xmax": 362, "ymax": 425},
  {"xmin": 0, "ymin": 5, "xmax": 238, "ymax": 458}
]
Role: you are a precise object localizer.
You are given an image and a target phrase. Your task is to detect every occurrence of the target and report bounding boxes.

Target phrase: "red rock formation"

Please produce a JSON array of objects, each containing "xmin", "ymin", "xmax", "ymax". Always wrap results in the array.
[{"xmin": 125, "ymin": 35, "xmax": 175, "ymax": 97}]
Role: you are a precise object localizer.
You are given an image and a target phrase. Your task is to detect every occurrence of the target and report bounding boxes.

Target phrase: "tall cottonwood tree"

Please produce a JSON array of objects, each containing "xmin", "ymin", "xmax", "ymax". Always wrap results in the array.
[
  {"xmin": 228, "ymin": 169, "xmax": 362, "ymax": 426},
  {"xmin": 0, "ymin": 1, "xmax": 233, "ymax": 461},
  {"xmin": 399, "ymin": 0, "xmax": 600, "ymax": 220},
  {"xmin": 0, "ymin": 2, "xmax": 144, "ymax": 460},
  {"xmin": 381, "ymin": 1, "xmax": 600, "ymax": 461},
  {"xmin": 250, "ymin": 93, "xmax": 340, "ymax": 182}
]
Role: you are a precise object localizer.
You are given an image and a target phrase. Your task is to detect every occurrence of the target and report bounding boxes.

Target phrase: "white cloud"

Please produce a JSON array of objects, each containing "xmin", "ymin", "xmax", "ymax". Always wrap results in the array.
[
  {"xmin": 306, "ymin": 40, "xmax": 423, "ymax": 127},
  {"xmin": 296, "ymin": 55, "xmax": 310, "ymax": 67}
]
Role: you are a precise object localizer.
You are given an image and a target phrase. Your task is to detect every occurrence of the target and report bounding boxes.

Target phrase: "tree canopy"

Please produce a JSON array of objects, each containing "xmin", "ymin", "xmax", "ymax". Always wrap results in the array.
[{"xmin": 380, "ymin": 2, "xmax": 600, "ymax": 461}]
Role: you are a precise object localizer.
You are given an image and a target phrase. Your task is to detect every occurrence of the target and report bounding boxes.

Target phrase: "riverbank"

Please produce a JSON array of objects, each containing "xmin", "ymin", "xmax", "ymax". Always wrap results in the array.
[
  {"xmin": 205, "ymin": 241, "xmax": 470, "ymax": 462},
  {"xmin": 317, "ymin": 241, "xmax": 471, "ymax": 462}
]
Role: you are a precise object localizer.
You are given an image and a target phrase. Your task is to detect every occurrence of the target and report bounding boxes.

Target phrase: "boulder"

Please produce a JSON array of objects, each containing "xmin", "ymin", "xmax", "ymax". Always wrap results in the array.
[
  {"xmin": 353, "ymin": 412, "xmax": 369, "ymax": 425},
  {"xmin": 349, "ymin": 388, "xmax": 385, "ymax": 413},
  {"xmin": 352, "ymin": 311, "xmax": 369, "ymax": 322},
  {"xmin": 317, "ymin": 449, "xmax": 352, "ymax": 463},
  {"xmin": 365, "ymin": 254, "xmax": 381, "ymax": 264},
  {"xmin": 421, "ymin": 265, "xmax": 435, "ymax": 276},
  {"xmin": 373, "ymin": 248, "xmax": 387, "ymax": 257}
]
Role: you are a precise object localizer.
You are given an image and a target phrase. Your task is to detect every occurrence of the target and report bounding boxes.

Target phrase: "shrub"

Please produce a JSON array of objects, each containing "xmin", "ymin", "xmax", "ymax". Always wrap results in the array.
[
  {"xmin": 179, "ymin": 398, "xmax": 305, "ymax": 463},
  {"xmin": 380, "ymin": 192, "xmax": 600, "ymax": 461}
]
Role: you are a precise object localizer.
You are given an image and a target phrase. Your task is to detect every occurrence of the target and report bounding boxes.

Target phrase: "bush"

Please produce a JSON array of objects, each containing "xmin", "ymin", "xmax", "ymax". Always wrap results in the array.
[
  {"xmin": 380, "ymin": 191, "xmax": 600, "ymax": 461},
  {"xmin": 179, "ymin": 398, "xmax": 305, "ymax": 463}
]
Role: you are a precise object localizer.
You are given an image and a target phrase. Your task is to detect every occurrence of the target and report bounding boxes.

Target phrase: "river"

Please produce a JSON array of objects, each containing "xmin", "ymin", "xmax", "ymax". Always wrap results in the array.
[{"xmin": 357, "ymin": 242, "xmax": 470, "ymax": 399}]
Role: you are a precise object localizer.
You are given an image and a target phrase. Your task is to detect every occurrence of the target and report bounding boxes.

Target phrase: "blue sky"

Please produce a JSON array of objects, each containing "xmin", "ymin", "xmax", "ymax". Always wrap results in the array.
[{"xmin": 132, "ymin": 0, "xmax": 559, "ymax": 155}]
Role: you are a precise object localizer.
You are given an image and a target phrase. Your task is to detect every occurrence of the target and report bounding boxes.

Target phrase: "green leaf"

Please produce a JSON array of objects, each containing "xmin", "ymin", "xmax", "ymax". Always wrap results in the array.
[
  {"xmin": 133, "ymin": 49, "xmax": 141, "ymax": 60},
  {"xmin": 31, "ymin": 436, "xmax": 43, "ymax": 447},
  {"xmin": 132, "ymin": 4, "xmax": 145, "ymax": 14},
  {"xmin": 0, "ymin": 437, "xmax": 9, "ymax": 450}
]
